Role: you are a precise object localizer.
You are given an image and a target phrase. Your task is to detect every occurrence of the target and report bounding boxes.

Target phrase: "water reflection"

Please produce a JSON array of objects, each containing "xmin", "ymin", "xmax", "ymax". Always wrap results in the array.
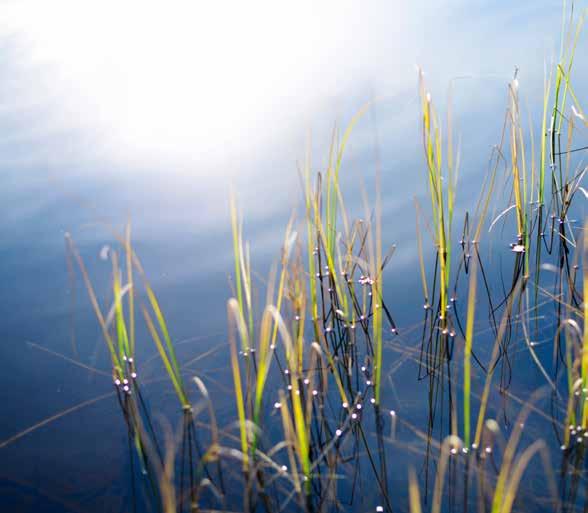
[{"xmin": 0, "ymin": 1, "xmax": 587, "ymax": 512}]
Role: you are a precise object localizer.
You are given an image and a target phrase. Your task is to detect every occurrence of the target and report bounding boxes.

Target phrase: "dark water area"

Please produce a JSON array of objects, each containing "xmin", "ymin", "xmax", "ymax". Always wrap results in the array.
[{"xmin": 1, "ymin": 2, "xmax": 588, "ymax": 512}]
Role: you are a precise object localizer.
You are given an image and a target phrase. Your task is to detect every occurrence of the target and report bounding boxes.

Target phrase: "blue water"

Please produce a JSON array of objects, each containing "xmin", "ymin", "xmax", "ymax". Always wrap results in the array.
[{"xmin": 1, "ymin": 2, "xmax": 587, "ymax": 511}]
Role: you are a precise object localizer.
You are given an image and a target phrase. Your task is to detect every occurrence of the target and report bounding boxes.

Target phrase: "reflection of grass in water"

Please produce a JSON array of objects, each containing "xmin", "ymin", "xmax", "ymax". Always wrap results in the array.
[{"xmin": 2, "ymin": 4, "xmax": 588, "ymax": 513}]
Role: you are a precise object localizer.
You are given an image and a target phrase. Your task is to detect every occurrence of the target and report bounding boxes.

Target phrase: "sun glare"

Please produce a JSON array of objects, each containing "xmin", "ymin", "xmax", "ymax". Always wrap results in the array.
[{"xmin": 1, "ymin": 1, "xmax": 354, "ymax": 162}]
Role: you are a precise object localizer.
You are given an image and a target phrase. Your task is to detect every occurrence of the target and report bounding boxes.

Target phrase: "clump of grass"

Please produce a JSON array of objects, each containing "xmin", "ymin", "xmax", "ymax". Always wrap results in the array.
[
  {"xmin": 417, "ymin": 69, "xmax": 457, "ymax": 331},
  {"xmin": 66, "ymin": 226, "xmax": 228, "ymax": 512},
  {"xmin": 41, "ymin": 4, "xmax": 588, "ymax": 510}
]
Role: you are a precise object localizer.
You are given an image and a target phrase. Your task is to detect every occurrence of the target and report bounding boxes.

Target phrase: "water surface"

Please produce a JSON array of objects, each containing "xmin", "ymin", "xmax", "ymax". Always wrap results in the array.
[{"xmin": 1, "ymin": 1, "xmax": 587, "ymax": 511}]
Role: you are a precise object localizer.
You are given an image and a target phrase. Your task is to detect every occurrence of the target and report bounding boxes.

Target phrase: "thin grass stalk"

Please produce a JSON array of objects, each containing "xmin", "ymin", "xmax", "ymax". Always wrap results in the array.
[
  {"xmin": 474, "ymin": 280, "xmax": 523, "ymax": 448},
  {"xmin": 304, "ymin": 150, "xmax": 319, "ymax": 333},
  {"xmin": 463, "ymin": 249, "xmax": 478, "ymax": 448},
  {"xmin": 431, "ymin": 435, "xmax": 462, "ymax": 513},
  {"xmin": 490, "ymin": 396, "xmax": 557, "ymax": 513},
  {"xmin": 124, "ymin": 224, "xmax": 136, "ymax": 356},
  {"xmin": 253, "ymin": 307, "xmax": 276, "ymax": 426},
  {"xmin": 65, "ymin": 234, "xmax": 123, "ymax": 378},
  {"xmin": 498, "ymin": 441, "xmax": 552, "ymax": 513},
  {"xmin": 239, "ymin": 236, "xmax": 254, "ymax": 343},
  {"xmin": 556, "ymin": 8, "xmax": 586, "ymax": 136},
  {"xmin": 582, "ymin": 222, "xmax": 588, "ymax": 425},
  {"xmin": 270, "ymin": 219, "xmax": 295, "ymax": 350},
  {"xmin": 418, "ymin": 70, "xmax": 454, "ymax": 325},
  {"xmin": 539, "ymin": 61, "xmax": 553, "ymax": 206},
  {"xmin": 230, "ymin": 191, "xmax": 248, "ymax": 350},
  {"xmin": 143, "ymin": 284, "xmax": 188, "ymax": 407},
  {"xmin": 143, "ymin": 308, "xmax": 188, "ymax": 408},
  {"xmin": 112, "ymin": 251, "xmax": 131, "ymax": 363},
  {"xmin": 278, "ymin": 389, "xmax": 302, "ymax": 497},
  {"xmin": 267, "ymin": 306, "xmax": 311, "ymax": 490},
  {"xmin": 227, "ymin": 298, "xmax": 249, "ymax": 472},
  {"xmin": 408, "ymin": 467, "xmax": 423, "ymax": 513},
  {"xmin": 326, "ymin": 101, "xmax": 372, "ymax": 261}
]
